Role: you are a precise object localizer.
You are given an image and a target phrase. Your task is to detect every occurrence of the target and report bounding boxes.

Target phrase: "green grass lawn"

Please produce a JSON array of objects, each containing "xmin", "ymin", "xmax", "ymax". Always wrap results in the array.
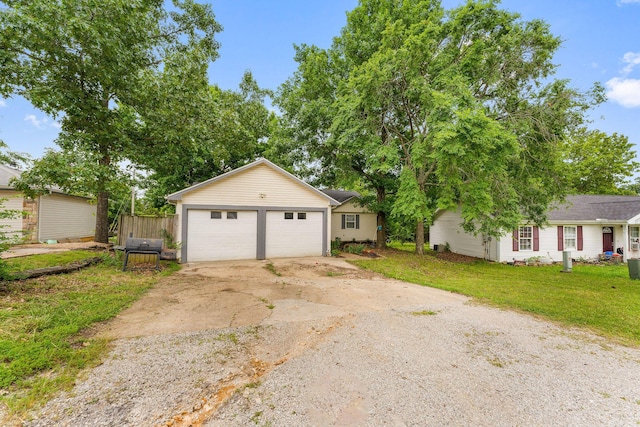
[
  {"xmin": 351, "ymin": 249, "xmax": 640, "ymax": 347},
  {"xmin": 4, "ymin": 250, "xmax": 99, "ymax": 274},
  {"xmin": 0, "ymin": 254, "xmax": 180, "ymax": 418}
]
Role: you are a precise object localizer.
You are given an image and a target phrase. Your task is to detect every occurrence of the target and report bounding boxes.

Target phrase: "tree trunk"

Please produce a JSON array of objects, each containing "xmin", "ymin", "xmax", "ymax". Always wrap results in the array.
[
  {"xmin": 375, "ymin": 186, "xmax": 387, "ymax": 249},
  {"xmin": 415, "ymin": 219, "xmax": 424, "ymax": 255},
  {"xmin": 376, "ymin": 211, "xmax": 386, "ymax": 249},
  {"xmin": 95, "ymin": 190, "xmax": 109, "ymax": 243},
  {"xmin": 94, "ymin": 150, "xmax": 111, "ymax": 244}
]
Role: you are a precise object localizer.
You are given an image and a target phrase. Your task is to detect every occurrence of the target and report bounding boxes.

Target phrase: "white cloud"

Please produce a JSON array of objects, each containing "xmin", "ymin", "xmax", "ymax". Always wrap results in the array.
[
  {"xmin": 622, "ymin": 52, "xmax": 640, "ymax": 75},
  {"xmin": 606, "ymin": 77, "xmax": 640, "ymax": 107},
  {"xmin": 0, "ymin": 99, "xmax": 5, "ymax": 107},
  {"xmin": 51, "ymin": 121, "xmax": 62, "ymax": 129},
  {"xmin": 617, "ymin": 0, "xmax": 640, "ymax": 5},
  {"xmin": 24, "ymin": 114, "xmax": 49, "ymax": 128}
]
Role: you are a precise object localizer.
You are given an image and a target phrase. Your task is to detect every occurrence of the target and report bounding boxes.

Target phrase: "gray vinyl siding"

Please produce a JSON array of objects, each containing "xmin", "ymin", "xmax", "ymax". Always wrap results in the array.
[
  {"xmin": 0, "ymin": 190, "xmax": 24, "ymax": 238},
  {"xmin": 38, "ymin": 194, "xmax": 96, "ymax": 241}
]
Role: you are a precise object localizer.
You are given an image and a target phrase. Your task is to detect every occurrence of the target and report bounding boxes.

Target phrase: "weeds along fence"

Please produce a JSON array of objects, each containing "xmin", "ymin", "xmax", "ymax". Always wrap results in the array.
[{"xmin": 116, "ymin": 215, "xmax": 177, "ymax": 247}]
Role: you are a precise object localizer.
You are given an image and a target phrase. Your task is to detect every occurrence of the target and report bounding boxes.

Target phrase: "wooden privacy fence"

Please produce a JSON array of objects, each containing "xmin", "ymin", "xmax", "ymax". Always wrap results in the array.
[{"xmin": 117, "ymin": 215, "xmax": 177, "ymax": 247}]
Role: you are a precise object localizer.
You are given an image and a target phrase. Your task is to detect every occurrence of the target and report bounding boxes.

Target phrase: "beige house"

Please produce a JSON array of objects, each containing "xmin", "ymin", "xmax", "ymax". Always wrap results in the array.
[
  {"xmin": 166, "ymin": 159, "xmax": 339, "ymax": 262},
  {"xmin": 322, "ymin": 190, "xmax": 378, "ymax": 243},
  {"xmin": 0, "ymin": 164, "xmax": 96, "ymax": 242}
]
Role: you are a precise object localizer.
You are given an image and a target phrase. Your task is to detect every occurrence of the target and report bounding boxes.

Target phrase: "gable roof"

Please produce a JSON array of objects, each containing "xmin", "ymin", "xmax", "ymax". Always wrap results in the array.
[
  {"xmin": 166, "ymin": 158, "xmax": 340, "ymax": 205},
  {"xmin": 548, "ymin": 195, "xmax": 640, "ymax": 222},
  {"xmin": 0, "ymin": 164, "xmax": 22, "ymax": 189},
  {"xmin": 320, "ymin": 189, "xmax": 361, "ymax": 205}
]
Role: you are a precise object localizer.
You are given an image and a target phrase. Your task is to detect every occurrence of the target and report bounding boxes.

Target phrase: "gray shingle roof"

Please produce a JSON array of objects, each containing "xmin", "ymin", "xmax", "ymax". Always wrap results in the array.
[
  {"xmin": 548, "ymin": 195, "xmax": 640, "ymax": 222},
  {"xmin": 0, "ymin": 164, "xmax": 22, "ymax": 188},
  {"xmin": 320, "ymin": 189, "xmax": 360, "ymax": 204}
]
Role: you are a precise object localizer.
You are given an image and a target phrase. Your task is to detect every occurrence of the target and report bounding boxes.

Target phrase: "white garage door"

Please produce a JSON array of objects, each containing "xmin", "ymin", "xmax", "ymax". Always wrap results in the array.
[
  {"xmin": 265, "ymin": 211, "xmax": 323, "ymax": 258},
  {"xmin": 187, "ymin": 210, "xmax": 257, "ymax": 262}
]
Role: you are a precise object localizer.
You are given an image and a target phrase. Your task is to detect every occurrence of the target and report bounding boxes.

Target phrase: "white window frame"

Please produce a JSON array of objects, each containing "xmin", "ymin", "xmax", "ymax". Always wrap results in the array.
[
  {"xmin": 564, "ymin": 226, "xmax": 577, "ymax": 250},
  {"xmin": 345, "ymin": 214, "xmax": 357, "ymax": 229},
  {"xmin": 630, "ymin": 226, "xmax": 640, "ymax": 250},
  {"xmin": 519, "ymin": 226, "xmax": 533, "ymax": 251}
]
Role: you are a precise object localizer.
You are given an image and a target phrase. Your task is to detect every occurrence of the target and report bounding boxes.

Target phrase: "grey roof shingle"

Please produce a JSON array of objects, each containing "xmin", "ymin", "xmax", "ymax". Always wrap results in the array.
[
  {"xmin": 320, "ymin": 189, "xmax": 360, "ymax": 204},
  {"xmin": 548, "ymin": 195, "xmax": 640, "ymax": 222},
  {"xmin": 0, "ymin": 164, "xmax": 22, "ymax": 188}
]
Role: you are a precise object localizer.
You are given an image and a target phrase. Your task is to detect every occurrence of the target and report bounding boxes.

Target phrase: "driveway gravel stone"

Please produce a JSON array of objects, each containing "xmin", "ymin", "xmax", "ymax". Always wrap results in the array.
[{"xmin": 16, "ymin": 257, "xmax": 640, "ymax": 426}]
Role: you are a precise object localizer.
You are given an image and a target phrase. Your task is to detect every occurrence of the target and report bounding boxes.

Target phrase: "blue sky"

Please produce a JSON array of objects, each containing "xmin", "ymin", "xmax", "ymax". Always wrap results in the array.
[{"xmin": 1, "ymin": 0, "xmax": 639, "ymax": 165}]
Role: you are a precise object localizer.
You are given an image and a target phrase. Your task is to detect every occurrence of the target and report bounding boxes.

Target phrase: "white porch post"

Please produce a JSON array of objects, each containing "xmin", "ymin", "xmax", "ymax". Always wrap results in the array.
[{"xmin": 623, "ymin": 224, "xmax": 629, "ymax": 263}]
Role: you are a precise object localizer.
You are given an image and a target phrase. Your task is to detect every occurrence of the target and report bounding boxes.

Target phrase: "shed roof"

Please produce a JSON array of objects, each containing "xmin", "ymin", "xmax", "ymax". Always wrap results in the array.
[
  {"xmin": 548, "ymin": 195, "xmax": 640, "ymax": 222},
  {"xmin": 166, "ymin": 158, "xmax": 340, "ymax": 206}
]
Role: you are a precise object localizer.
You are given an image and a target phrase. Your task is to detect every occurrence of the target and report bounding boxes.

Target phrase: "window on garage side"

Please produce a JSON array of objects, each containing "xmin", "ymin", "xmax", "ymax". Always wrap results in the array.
[
  {"xmin": 342, "ymin": 214, "xmax": 359, "ymax": 229},
  {"xmin": 227, "ymin": 211, "xmax": 238, "ymax": 219},
  {"xmin": 211, "ymin": 211, "xmax": 222, "ymax": 219},
  {"xmin": 297, "ymin": 212, "xmax": 306, "ymax": 220},
  {"xmin": 284, "ymin": 212, "xmax": 294, "ymax": 220}
]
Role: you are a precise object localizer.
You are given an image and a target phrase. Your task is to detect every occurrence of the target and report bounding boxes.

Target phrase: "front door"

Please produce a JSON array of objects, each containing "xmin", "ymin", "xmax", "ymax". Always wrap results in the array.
[{"xmin": 602, "ymin": 227, "xmax": 614, "ymax": 252}]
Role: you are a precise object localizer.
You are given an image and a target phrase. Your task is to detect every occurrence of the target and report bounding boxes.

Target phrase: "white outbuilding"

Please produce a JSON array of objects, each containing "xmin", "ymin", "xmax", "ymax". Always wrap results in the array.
[{"xmin": 166, "ymin": 158, "xmax": 339, "ymax": 262}]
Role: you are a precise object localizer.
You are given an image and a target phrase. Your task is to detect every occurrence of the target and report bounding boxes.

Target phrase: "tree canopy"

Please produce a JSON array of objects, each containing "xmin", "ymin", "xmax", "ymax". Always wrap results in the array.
[
  {"xmin": 0, "ymin": 0, "xmax": 221, "ymax": 242},
  {"xmin": 275, "ymin": 0, "xmax": 603, "ymax": 253},
  {"xmin": 563, "ymin": 128, "xmax": 639, "ymax": 195}
]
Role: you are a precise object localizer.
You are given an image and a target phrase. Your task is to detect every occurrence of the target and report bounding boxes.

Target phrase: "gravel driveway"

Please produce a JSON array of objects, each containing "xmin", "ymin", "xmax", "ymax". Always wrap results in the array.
[{"xmin": 21, "ymin": 257, "xmax": 640, "ymax": 426}]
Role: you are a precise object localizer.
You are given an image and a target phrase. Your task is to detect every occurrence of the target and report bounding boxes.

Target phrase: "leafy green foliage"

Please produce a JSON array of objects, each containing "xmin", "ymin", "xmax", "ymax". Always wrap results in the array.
[
  {"xmin": 139, "ymin": 72, "xmax": 276, "ymax": 208},
  {"xmin": 0, "ymin": 0, "xmax": 222, "ymax": 242},
  {"xmin": 353, "ymin": 250, "xmax": 640, "ymax": 346},
  {"xmin": 275, "ymin": 0, "xmax": 602, "ymax": 254},
  {"xmin": 563, "ymin": 129, "xmax": 639, "ymax": 195}
]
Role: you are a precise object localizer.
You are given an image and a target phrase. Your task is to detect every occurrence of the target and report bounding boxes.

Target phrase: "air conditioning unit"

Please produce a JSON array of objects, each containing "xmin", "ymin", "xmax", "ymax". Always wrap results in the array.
[{"xmin": 632, "ymin": 243, "xmax": 640, "ymax": 251}]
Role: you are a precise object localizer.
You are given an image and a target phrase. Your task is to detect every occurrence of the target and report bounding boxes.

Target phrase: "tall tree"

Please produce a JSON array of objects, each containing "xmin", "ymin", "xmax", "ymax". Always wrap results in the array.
[
  {"xmin": 0, "ymin": 0, "xmax": 221, "ymax": 242},
  {"xmin": 563, "ymin": 128, "xmax": 639, "ymax": 195},
  {"xmin": 137, "ymin": 71, "xmax": 276, "ymax": 208},
  {"xmin": 277, "ymin": 0, "xmax": 602, "ymax": 254}
]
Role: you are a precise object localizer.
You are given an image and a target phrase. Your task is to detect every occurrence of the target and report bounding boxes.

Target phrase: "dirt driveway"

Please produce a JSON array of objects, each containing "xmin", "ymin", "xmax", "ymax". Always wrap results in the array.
[
  {"xmin": 26, "ymin": 256, "xmax": 640, "ymax": 427},
  {"xmin": 102, "ymin": 256, "xmax": 464, "ymax": 338}
]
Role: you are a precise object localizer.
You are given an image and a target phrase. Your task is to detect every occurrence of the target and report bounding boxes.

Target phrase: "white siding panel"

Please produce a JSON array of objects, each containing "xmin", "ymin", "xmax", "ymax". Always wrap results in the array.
[
  {"xmin": 187, "ymin": 210, "xmax": 257, "ymax": 261},
  {"xmin": 499, "ymin": 224, "xmax": 607, "ymax": 262},
  {"xmin": 266, "ymin": 211, "xmax": 323, "ymax": 258},
  {"xmin": 333, "ymin": 200, "xmax": 370, "ymax": 213},
  {"xmin": 430, "ymin": 210, "xmax": 486, "ymax": 259},
  {"xmin": 38, "ymin": 194, "xmax": 96, "ymax": 241},
  {"xmin": 181, "ymin": 164, "xmax": 329, "ymax": 208},
  {"xmin": 0, "ymin": 190, "xmax": 24, "ymax": 238},
  {"xmin": 330, "ymin": 212, "xmax": 377, "ymax": 242}
]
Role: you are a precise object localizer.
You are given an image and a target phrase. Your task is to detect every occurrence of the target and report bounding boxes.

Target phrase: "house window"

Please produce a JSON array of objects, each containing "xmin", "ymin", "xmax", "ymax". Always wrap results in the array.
[
  {"xmin": 564, "ymin": 226, "xmax": 577, "ymax": 250},
  {"xmin": 211, "ymin": 211, "xmax": 222, "ymax": 219},
  {"xmin": 227, "ymin": 211, "xmax": 238, "ymax": 219},
  {"xmin": 284, "ymin": 212, "xmax": 294, "ymax": 220},
  {"xmin": 341, "ymin": 214, "xmax": 360, "ymax": 229},
  {"xmin": 631, "ymin": 227, "xmax": 640, "ymax": 250},
  {"xmin": 297, "ymin": 212, "xmax": 306, "ymax": 220},
  {"xmin": 519, "ymin": 226, "xmax": 533, "ymax": 251}
]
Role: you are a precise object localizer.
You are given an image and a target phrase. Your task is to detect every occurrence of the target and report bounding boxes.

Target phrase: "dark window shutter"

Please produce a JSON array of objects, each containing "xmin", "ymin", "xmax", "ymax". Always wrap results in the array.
[
  {"xmin": 577, "ymin": 226, "xmax": 583, "ymax": 251},
  {"xmin": 557, "ymin": 226, "xmax": 564, "ymax": 251},
  {"xmin": 533, "ymin": 226, "xmax": 540, "ymax": 251},
  {"xmin": 341, "ymin": 214, "xmax": 345, "ymax": 229},
  {"xmin": 512, "ymin": 229, "xmax": 519, "ymax": 251},
  {"xmin": 356, "ymin": 215, "xmax": 360, "ymax": 229}
]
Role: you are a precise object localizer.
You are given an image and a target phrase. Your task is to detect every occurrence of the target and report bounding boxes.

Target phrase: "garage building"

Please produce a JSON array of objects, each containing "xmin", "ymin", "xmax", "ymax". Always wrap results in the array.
[{"xmin": 166, "ymin": 159, "xmax": 339, "ymax": 262}]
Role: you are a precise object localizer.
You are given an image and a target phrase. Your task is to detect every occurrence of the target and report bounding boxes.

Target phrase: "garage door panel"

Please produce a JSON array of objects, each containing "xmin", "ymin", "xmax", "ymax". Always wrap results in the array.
[
  {"xmin": 266, "ymin": 211, "xmax": 323, "ymax": 258},
  {"xmin": 187, "ymin": 210, "xmax": 257, "ymax": 261}
]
